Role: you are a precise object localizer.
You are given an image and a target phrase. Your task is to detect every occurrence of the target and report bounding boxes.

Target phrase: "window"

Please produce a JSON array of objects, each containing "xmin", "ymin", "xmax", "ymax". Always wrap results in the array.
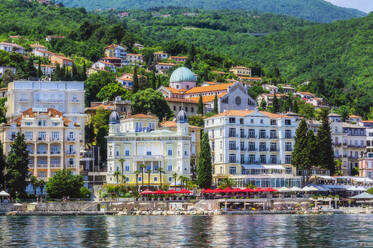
[
  {"xmin": 38, "ymin": 131, "xmax": 46, "ymax": 140},
  {"xmin": 146, "ymin": 164, "xmax": 151, "ymax": 171},
  {"xmin": 68, "ymin": 132, "xmax": 74, "ymax": 140},
  {"xmin": 168, "ymin": 165, "xmax": 173, "ymax": 171},
  {"xmin": 125, "ymin": 150, "xmax": 130, "ymax": 156},
  {"xmin": 154, "ymin": 177, "xmax": 158, "ymax": 182},
  {"xmin": 229, "ymin": 167, "xmax": 237, "ymax": 175},
  {"xmin": 250, "ymin": 119, "xmax": 254, "ymax": 124},
  {"xmin": 38, "ymin": 120, "xmax": 47, "ymax": 126},
  {"xmin": 168, "ymin": 149, "xmax": 173, "ymax": 156},
  {"xmin": 229, "ymin": 118, "xmax": 235, "ymax": 124},
  {"xmin": 52, "ymin": 131, "xmax": 59, "ymax": 140},
  {"xmin": 240, "ymin": 118, "xmax": 244, "ymax": 124},
  {"xmin": 270, "ymin": 130, "xmax": 277, "ymax": 139},
  {"xmin": 285, "ymin": 119, "xmax": 291, "ymax": 125},
  {"xmin": 249, "ymin": 129, "xmax": 255, "ymax": 138},
  {"xmin": 26, "ymin": 144, "xmax": 33, "ymax": 154},
  {"xmin": 37, "ymin": 144, "xmax": 47, "ymax": 154},
  {"xmin": 285, "ymin": 155, "xmax": 292, "ymax": 164},
  {"xmin": 68, "ymin": 145, "xmax": 75, "ymax": 154},
  {"xmin": 25, "ymin": 122, "xmax": 32, "ymax": 126},
  {"xmin": 229, "ymin": 141, "xmax": 236, "ymax": 150},
  {"xmin": 285, "ymin": 130, "xmax": 292, "ymax": 139},
  {"xmin": 249, "ymin": 155, "xmax": 255, "ymax": 164},
  {"xmin": 249, "ymin": 142, "xmax": 256, "ymax": 151},
  {"xmin": 240, "ymin": 129, "xmax": 245, "ymax": 138},
  {"xmin": 270, "ymin": 155, "xmax": 277, "ymax": 164},
  {"xmin": 285, "ymin": 142, "xmax": 292, "ymax": 152},
  {"xmin": 146, "ymin": 151, "xmax": 152, "ymax": 156},
  {"xmin": 38, "ymin": 171, "xmax": 46, "ymax": 178},
  {"xmin": 259, "ymin": 130, "xmax": 266, "ymax": 138},
  {"xmin": 191, "ymin": 107, "xmax": 194, "ymax": 113},
  {"xmin": 168, "ymin": 177, "xmax": 172, "ymax": 182},
  {"xmin": 125, "ymin": 166, "xmax": 130, "ymax": 171},
  {"xmin": 25, "ymin": 131, "xmax": 33, "ymax": 140},
  {"xmin": 260, "ymin": 155, "xmax": 266, "ymax": 164},
  {"xmin": 270, "ymin": 120, "xmax": 277, "ymax": 126},
  {"xmin": 51, "ymin": 144, "xmax": 60, "ymax": 154},
  {"xmin": 241, "ymin": 154, "xmax": 245, "ymax": 164},
  {"xmin": 259, "ymin": 142, "xmax": 266, "ymax": 151},
  {"xmin": 229, "ymin": 154, "xmax": 236, "ymax": 163},
  {"xmin": 240, "ymin": 142, "xmax": 245, "ymax": 150},
  {"xmin": 139, "ymin": 177, "xmax": 142, "ymax": 182},
  {"xmin": 229, "ymin": 128, "xmax": 236, "ymax": 137},
  {"xmin": 270, "ymin": 143, "xmax": 277, "ymax": 151}
]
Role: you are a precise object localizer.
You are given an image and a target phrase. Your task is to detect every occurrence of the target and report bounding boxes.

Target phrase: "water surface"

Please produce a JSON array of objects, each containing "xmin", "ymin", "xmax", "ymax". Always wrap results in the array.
[{"xmin": 0, "ymin": 214, "xmax": 372, "ymax": 247}]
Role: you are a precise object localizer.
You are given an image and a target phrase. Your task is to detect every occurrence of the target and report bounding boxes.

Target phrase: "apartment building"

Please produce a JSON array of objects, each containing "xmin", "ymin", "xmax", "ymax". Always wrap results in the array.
[
  {"xmin": 0, "ymin": 108, "xmax": 82, "ymax": 180},
  {"xmin": 204, "ymin": 109, "xmax": 301, "ymax": 188}
]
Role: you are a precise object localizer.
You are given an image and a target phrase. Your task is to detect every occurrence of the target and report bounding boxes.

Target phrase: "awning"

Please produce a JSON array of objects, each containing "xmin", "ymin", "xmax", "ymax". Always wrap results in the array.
[
  {"xmin": 262, "ymin": 165, "xmax": 285, "ymax": 170},
  {"xmin": 242, "ymin": 164, "xmax": 264, "ymax": 170},
  {"xmin": 350, "ymin": 192, "xmax": 373, "ymax": 199},
  {"xmin": 0, "ymin": 190, "xmax": 10, "ymax": 197}
]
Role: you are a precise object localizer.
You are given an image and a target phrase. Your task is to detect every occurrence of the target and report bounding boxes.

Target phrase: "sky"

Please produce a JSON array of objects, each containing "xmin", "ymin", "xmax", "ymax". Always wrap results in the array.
[{"xmin": 326, "ymin": 0, "xmax": 373, "ymax": 13}]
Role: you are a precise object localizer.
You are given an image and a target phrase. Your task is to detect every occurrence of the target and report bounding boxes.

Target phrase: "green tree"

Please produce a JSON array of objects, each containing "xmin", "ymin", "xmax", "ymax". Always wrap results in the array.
[
  {"xmin": 6, "ymin": 133, "xmax": 29, "ymax": 198},
  {"xmin": 197, "ymin": 95, "xmax": 204, "ymax": 115},
  {"xmin": 119, "ymin": 158, "xmax": 125, "ymax": 178},
  {"xmin": 292, "ymin": 99, "xmax": 299, "ymax": 113},
  {"xmin": 80, "ymin": 186, "xmax": 91, "ymax": 199},
  {"xmin": 157, "ymin": 167, "xmax": 165, "ymax": 187},
  {"xmin": 260, "ymin": 99, "xmax": 267, "ymax": 110},
  {"xmin": 85, "ymin": 71, "xmax": 117, "ymax": 106},
  {"xmin": 172, "ymin": 173, "xmax": 178, "ymax": 188},
  {"xmin": 299, "ymin": 103, "xmax": 315, "ymax": 119},
  {"xmin": 132, "ymin": 66, "xmax": 139, "ymax": 93},
  {"xmin": 131, "ymin": 88, "xmax": 173, "ymax": 120},
  {"xmin": 317, "ymin": 108, "xmax": 335, "ymax": 175},
  {"xmin": 0, "ymin": 141, "xmax": 7, "ymax": 190},
  {"xmin": 197, "ymin": 132, "xmax": 212, "ymax": 189},
  {"xmin": 30, "ymin": 175, "xmax": 39, "ymax": 196},
  {"xmin": 46, "ymin": 170, "xmax": 84, "ymax": 199},
  {"xmin": 134, "ymin": 170, "xmax": 140, "ymax": 191},
  {"xmin": 272, "ymin": 93, "xmax": 280, "ymax": 113},
  {"xmin": 218, "ymin": 178, "xmax": 236, "ymax": 189},
  {"xmin": 292, "ymin": 119, "xmax": 310, "ymax": 182},
  {"xmin": 306, "ymin": 129, "xmax": 319, "ymax": 170},
  {"xmin": 147, "ymin": 169, "xmax": 151, "ymax": 187},
  {"xmin": 188, "ymin": 115, "xmax": 204, "ymax": 127},
  {"xmin": 37, "ymin": 61, "xmax": 42, "ymax": 78},
  {"xmin": 113, "ymin": 171, "xmax": 121, "ymax": 184},
  {"xmin": 97, "ymin": 82, "xmax": 131, "ymax": 101},
  {"xmin": 139, "ymin": 164, "xmax": 145, "ymax": 188},
  {"xmin": 151, "ymin": 68, "xmax": 156, "ymax": 89},
  {"xmin": 85, "ymin": 121, "xmax": 95, "ymax": 144},
  {"xmin": 213, "ymin": 94, "xmax": 218, "ymax": 113}
]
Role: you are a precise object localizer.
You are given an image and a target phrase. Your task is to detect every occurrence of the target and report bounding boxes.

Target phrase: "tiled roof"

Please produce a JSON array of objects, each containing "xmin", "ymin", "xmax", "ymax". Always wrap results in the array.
[
  {"xmin": 165, "ymin": 97, "xmax": 198, "ymax": 103},
  {"xmin": 129, "ymin": 113, "xmax": 158, "ymax": 119},
  {"xmin": 239, "ymin": 76, "xmax": 262, "ymax": 80},
  {"xmin": 0, "ymin": 42, "xmax": 24, "ymax": 49},
  {"xmin": 13, "ymin": 108, "xmax": 70, "ymax": 126},
  {"xmin": 206, "ymin": 110, "xmax": 290, "ymax": 119},
  {"xmin": 190, "ymin": 92, "xmax": 227, "ymax": 103},
  {"xmin": 157, "ymin": 62, "xmax": 176, "ymax": 66},
  {"xmin": 127, "ymin": 53, "xmax": 142, "ymax": 56},
  {"xmin": 160, "ymin": 121, "xmax": 201, "ymax": 129},
  {"xmin": 101, "ymin": 57, "xmax": 122, "ymax": 60},
  {"xmin": 184, "ymin": 83, "xmax": 234, "ymax": 94},
  {"xmin": 163, "ymin": 87, "xmax": 183, "ymax": 94},
  {"xmin": 30, "ymin": 44, "xmax": 46, "ymax": 49},
  {"xmin": 86, "ymin": 104, "xmax": 114, "ymax": 111},
  {"xmin": 349, "ymin": 115, "xmax": 362, "ymax": 119}
]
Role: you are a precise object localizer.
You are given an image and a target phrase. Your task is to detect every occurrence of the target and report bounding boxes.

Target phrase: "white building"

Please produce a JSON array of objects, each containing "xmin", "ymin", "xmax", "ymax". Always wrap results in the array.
[
  {"xmin": 106, "ymin": 110, "xmax": 192, "ymax": 186},
  {"xmin": 0, "ymin": 42, "xmax": 25, "ymax": 54},
  {"xmin": 204, "ymin": 109, "xmax": 301, "ymax": 188},
  {"xmin": 6, "ymin": 81, "xmax": 86, "ymax": 142}
]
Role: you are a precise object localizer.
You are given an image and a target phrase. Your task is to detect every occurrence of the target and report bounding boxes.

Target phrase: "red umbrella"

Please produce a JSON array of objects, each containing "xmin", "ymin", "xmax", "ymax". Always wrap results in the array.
[
  {"xmin": 141, "ymin": 190, "xmax": 154, "ymax": 195},
  {"xmin": 178, "ymin": 189, "xmax": 192, "ymax": 194},
  {"xmin": 213, "ymin": 188, "xmax": 225, "ymax": 193},
  {"xmin": 233, "ymin": 188, "xmax": 245, "ymax": 193},
  {"xmin": 253, "ymin": 187, "xmax": 264, "ymax": 192},
  {"xmin": 165, "ymin": 189, "xmax": 178, "ymax": 194},
  {"xmin": 221, "ymin": 188, "xmax": 235, "ymax": 193},
  {"xmin": 265, "ymin": 188, "xmax": 278, "ymax": 192},
  {"xmin": 242, "ymin": 188, "xmax": 254, "ymax": 193},
  {"xmin": 154, "ymin": 190, "xmax": 167, "ymax": 194}
]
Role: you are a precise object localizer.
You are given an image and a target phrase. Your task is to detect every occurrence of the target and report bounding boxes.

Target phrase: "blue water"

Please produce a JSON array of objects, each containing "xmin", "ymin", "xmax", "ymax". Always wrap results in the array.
[{"xmin": 0, "ymin": 214, "xmax": 372, "ymax": 247}]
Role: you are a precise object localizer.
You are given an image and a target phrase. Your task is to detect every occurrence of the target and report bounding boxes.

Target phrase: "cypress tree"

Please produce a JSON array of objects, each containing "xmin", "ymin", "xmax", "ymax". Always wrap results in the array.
[
  {"xmin": 292, "ymin": 119, "xmax": 309, "ymax": 182},
  {"xmin": 132, "ymin": 66, "xmax": 139, "ymax": 93},
  {"xmin": 72, "ymin": 64, "xmax": 79, "ymax": 80},
  {"xmin": 151, "ymin": 68, "xmax": 156, "ymax": 89},
  {"xmin": 287, "ymin": 95, "xmax": 293, "ymax": 112},
  {"xmin": 292, "ymin": 99, "xmax": 299, "ymax": 113},
  {"xmin": 197, "ymin": 132, "xmax": 212, "ymax": 189},
  {"xmin": 260, "ymin": 99, "xmax": 267, "ymax": 110},
  {"xmin": 317, "ymin": 108, "xmax": 335, "ymax": 175},
  {"xmin": 37, "ymin": 61, "xmax": 42, "ymax": 78},
  {"xmin": 82, "ymin": 61, "xmax": 87, "ymax": 80},
  {"xmin": 0, "ymin": 141, "xmax": 7, "ymax": 190},
  {"xmin": 6, "ymin": 133, "xmax": 29, "ymax": 198},
  {"xmin": 272, "ymin": 93, "xmax": 280, "ymax": 113},
  {"xmin": 157, "ymin": 75, "xmax": 162, "ymax": 89},
  {"xmin": 307, "ymin": 129, "xmax": 319, "ymax": 169},
  {"xmin": 197, "ymin": 94, "xmax": 204, "ymax": 115},
  {"xmin": 26, "ymin": 58, "xmax": 37, "ymax": 78},
  {"xmin": 213, "ymin": 94, "xmax": 218, "ymax": 113}
]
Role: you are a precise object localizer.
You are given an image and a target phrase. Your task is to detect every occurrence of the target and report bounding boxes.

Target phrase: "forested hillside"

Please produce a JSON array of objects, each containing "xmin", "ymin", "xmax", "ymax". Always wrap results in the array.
[{"xmin": 58, "ymin": 0, "xmax": 366, "ymax": 23}]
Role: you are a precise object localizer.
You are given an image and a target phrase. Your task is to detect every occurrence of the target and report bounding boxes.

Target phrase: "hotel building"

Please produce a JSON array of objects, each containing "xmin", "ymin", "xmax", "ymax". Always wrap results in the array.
[
  {"xmin": 0, "ymin": 108, "xmax": 82, "ymax": 180},
  {"xmin": 204, "ymin": 109, "xmax": 302, "ymax": 188},
  {"xmin": 106, "ymin": 110, "xmax": 193, "ymax": 186}
]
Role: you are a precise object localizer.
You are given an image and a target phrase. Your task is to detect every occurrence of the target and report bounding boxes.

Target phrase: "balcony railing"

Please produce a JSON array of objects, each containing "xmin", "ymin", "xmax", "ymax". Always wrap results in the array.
[
  {"xmin": 248, "ymin": 148, "xmax": 257, "ymax": 151},
  {"xmin": 228, "ymin": 134, "xmax": 237, "ymax": 138},
  {"xmin": 51, "ymin": 163, "xmax": 60, "ymax": 168},
  {"xmin": 270, "ymin": 148, "xmax": 278, "ymax": 152},
  {"xmin": 66, "ymin": 151, "xmax": 76, "ymax": 155},
  {"xmin": 51, "ymin": 151, "xmax": 61, "ymax": 155},
  {"xmin": 229, "ymin": 147, "xmax": 238, "ymax": 150},
  {"xmin": 285, "ymin": 135, "xmax": 292, "ymax": 139},
  {"xmin": 259, "ymin": 147, "xmax": 267, "ymax": 152},
  {"xmin": 37, "ymin": 151, "xmax": 47, "ymax": 154},
  {"xmin": 67, "ymin": 137, "xmax": 75, "ymax": 141},
  {"xmin": 37, "ymin": 164, "xmax": 47, "ymax": 168},
  {"xmin": 248, "ymin": 135, "xmax": 256, "ymax": 138},
  {"xmin": 37, "ymin": 137, "xmax": 46, "ymax": 141},
  {"xmin": 270, "ymin": 136, "xmax": 278, "ymax": 139}
]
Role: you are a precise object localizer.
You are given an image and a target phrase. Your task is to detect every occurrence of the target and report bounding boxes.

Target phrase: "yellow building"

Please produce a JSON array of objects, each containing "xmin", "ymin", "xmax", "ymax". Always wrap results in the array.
[
  {"xmin": 106, "ymin": 111, "xmax": 193, "ymax": 187},
  {"xmin": 229, "ymin": 66, "xmax": 252, "ymax": 77},
  {"xmin": 0, "ymin": 108, "xmax": 82, "ymax": 180}
]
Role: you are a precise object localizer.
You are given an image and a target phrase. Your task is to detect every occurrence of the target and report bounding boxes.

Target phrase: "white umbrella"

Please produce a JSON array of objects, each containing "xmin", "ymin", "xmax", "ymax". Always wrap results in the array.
[
  {"xmin": 302, "ymin": 186, "xmax": 319, "ymax": 192},
  {"xmin": 0, "ymin": 190, "xmax": 10, "ymax": 197},
  {"xmin": 13, "ymin": 203, "xmax": 22, "ymax": 206},
  {"xmin": 290, "ymin": 186, "xmax": 302, "ymax": 192},
  {"xmin": 278, "ymin": 187, "xmax": 291, "ymax": 192}
]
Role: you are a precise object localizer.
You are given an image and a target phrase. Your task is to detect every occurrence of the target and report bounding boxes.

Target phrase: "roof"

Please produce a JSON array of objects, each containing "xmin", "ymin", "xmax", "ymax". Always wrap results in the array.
[
  {"xmin": 361, "ymin": 120, "xmax": 373, "ymax": 123},
  {"xmin": 184, "ymin": 83, "xmax": 234, "ymax": 94},
  {"xmin": 101, "ymin": 57, "xmax": 122, "ymax": 60},
  {"xmin": 239, "ymin": 76, "xmax": 262, "ymax": 80},
  {"xmin": 105, "ymin": 44, "xmax": 125, "ymax": 49},
  {"xmin": 190, "ymin": 92, "xmax": 227, "ymax": 103},
  {"xmin": 206, "ymin": 110, "xmax": 290, "ymax": 119},
  {"xmin": 298, "ymin": 92, "xmax": 315, "ymax": 96},
  {"xmin": 97, "ymin": 60, "xmax": 115, "ymax": 66},
  {"xmin": 160, "ymin": 121, "xmax": 201, "ymax": 129},
  {"xmin": 154, "ymin": 51, "xmax": 167, "ymax": 54},
  {"xmin": 13, "ymin": 108, "xmax": 70, "ymax": 126},
  {"xmin": 86, "ymin": 104, "xmax": 114, "ymax": 111},
  {"xmin": 165, "ymin": 97, "xmax": 198, "ymax": 103},
  {"xmin": 157, "ymin": 62, "xmax": 176, "ymax": 66},
  {"xmin": 170, "ymin": 67, "xmax": 197, "ymax": 83},
  {"xmin": 260, "ymin": 93, "xmax": 287, "ymax": 97},
  {"xmin": 30, "ymin": 44, "xmax": 46, "ymax": 49},
  {"xmin": 350, "ymin": 192, "xmax": 373, "ymax": 199},
  {"xmin": 350, "ymin": 115, "xmax": 362, "ymax": 119},
  {"xmin": 127, "ymin": 53, "xmax": 142, "ymax": 56},
  {"xmin": 51, "ymin": 54, "xmax": 72, "ymax": 61},
  {"xmin": 170, "ymin": 56, "xmax": 187, "ymax": 59},
  {"xmin": 162, "ymin": 87, "xmax": 183, "ymax": 95},
  {"xmin": 230, "ymin": 66, "xmax": 250, "ymax": 70},
  {"xmin": 128, "ymin": 113, "xmax": 158, "ymax": 119},
  {"xmin": 46, "ymin": 35, "xmax": 65, "ymax": 38},
  {"xmin": 0, "ymin": 42, "xmax": 24, "ymax": 49},
  {"xmin": 117, "ymin": 73, "xmax": 133, "ymax": 81}
]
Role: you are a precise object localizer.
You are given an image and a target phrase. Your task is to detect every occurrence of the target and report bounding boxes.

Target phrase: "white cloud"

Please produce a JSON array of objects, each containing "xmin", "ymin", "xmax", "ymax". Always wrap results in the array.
[{"xmin": 326, "ymin": 0, "xmax": 373, "ymax": 13}]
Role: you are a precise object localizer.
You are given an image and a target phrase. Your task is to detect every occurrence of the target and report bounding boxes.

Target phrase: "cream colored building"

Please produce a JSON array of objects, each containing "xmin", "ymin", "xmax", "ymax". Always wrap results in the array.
[
  {"xmin": 0, "ymin": 108, "xmax": 82, "ymax": 180},
  {"xmin": 204, "ymin": 109, "xmax": 301, "ymax": 188},
  {"xmin": 229, "ymin": 66, "xmax": 252, "ymax": 77},
  {"xmin": 5, "ymin": 81, "xmax": 86, "ymax": 142},
  {"xmin": 106, "ymin": 111, "xmax": 192, "ymax": 187}
]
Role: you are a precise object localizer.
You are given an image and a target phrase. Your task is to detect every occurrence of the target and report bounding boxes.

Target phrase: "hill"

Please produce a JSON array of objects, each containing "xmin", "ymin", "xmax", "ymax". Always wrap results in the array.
[{"xmin": 58, "ymin": 0, "xmax": 366, "ymax": 23}]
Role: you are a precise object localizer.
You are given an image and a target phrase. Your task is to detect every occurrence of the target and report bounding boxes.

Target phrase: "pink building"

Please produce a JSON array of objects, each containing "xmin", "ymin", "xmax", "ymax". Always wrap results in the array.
[{"xmin": 359, "ymin": 158, "xmax": 373, "ymax": 178}]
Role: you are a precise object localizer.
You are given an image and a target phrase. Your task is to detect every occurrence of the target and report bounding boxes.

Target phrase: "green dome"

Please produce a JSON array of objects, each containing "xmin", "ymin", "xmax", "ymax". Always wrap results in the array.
[{"xmin": 170, "ymin": 67, "xmax": 197, "ymax": 83}]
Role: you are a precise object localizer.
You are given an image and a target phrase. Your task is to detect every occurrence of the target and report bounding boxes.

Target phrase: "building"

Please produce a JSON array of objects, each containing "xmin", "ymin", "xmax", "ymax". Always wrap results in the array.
[
  {"xmin": 127, "ymin": 53, "xmax": 143, "ymax": 65},
  {"xmin": 30, "ymin": 43, "xmax": 47, "ymax": 53},
  {"xmin": 0, "ymin": 108, "xmax": 82, "ymax": 181},
  {"xmin": 33, "ymin": 49, "xmax": 54, "ymax": 58},
  {"xmin": 50, "ymin": 54, "xmax": 73, "ymax": 67},
  {"xmin": 86, "ymin": 96, "xmax": 131, "ymax": 122},
  {"xmin": 39, "ymin": 64, "xmax": 55, "ymax": 77},
  {"xmin": 106, "ymin": 111, "xmax": 192, "ymax": 187},
  {"xmin": 170, "ymin": 56, "xmax": 188, "ymax": 63},
  {"xmin": 159, "ymin": 67, "xmax": 256, "ymax": 115},
  {"xmin": 229, "ymin": 66, "xmax": 252, "ymax": 77},
  {"xmin": 100, "ymin": 57, "xmax": 122, "ymax": 67},
  {"xmin": 359, "ymin": 157, "xmax": 373, "ymax": 179},
  {"xmin": 0, "ymin": 87, "xmax": 6, "ymax": 98},
  {"xmin": 262, "ymin": 84, "xmax": 278, "ymax": 94},
  {"xmin": 91, "ymin": 60, "xmax": 116, "ymax": 73},
  {"xmin": 0, "ymin": 66, "xmax": 16, "ymax": 78},
  {"xmin": 0, "ymin": 42, "xmax": 25, "ymax": 54},
  {"xmin": 306, "ymin": 97, "xmax": 326, "ymax": 108},
  {"xmin": 104, "ymin": 44, "xmax": 127, "ymax": 63},
  {"xmin": 116, "ymin": 73, "xmax": 134, "ymax": 88},
  {"xmin": 133, "ymin": 43, "xmax": 144, "ymax": 50},
  {"xmin": 46, "ymin": 35, "xmax": 65, "ymax": 42},
  {"xmin": 204, "ymin": 109, "xmax": 301, "ymax": 187},
  {"xmin": 297, "ymin": 92, "xmax": 315, "ymax": 100},
  {"xmin": 349, "ymin": 115, "xmax": 363, "ymax": 123},
  {"xmin": 360, "ymin": 120, "xmax": 373, "ymax": 158},
  {"xmin": 257, "ymin": 93, "xmax": 287, "ymax": 106},
  {"xmin": 6, "ymin": 81, "xmax": 86, "ymax": 140},
  {"xmin": 154, "ymin": 51, "xmax": 169, "ymax": 60},
  {"xmin": 155, "ymin": 62, "xmax": 176, "ymax": 74},
  {"xmin": 280, "ymin": 85, "xmax": 296, "ymax": 94}
]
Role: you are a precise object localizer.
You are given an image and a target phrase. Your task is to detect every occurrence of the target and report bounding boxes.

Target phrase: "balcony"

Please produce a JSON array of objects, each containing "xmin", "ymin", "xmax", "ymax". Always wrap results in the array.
[
  {"xmin": 67, "ymin": 137, "xmax": 75, "ymax": 141},
  {"xmin": 240, "ymin": 135, "xmax": 246, "ymax": 138},
  {"xmin": 37, "ymin": 151, "xmax": 47, "ymax": 155},
  {"xmin": 228, "ymin": 134, "xmax": 237, "ymax": 138},
  {"xmin": 72, "ymin": 99, "xmax": 80, "ymax": 103},
  {"xmin": 270, "ymin": 148, "xmax": 278, "ymax": 152},
  {"xmin": 66, "ymin": 151, "xmax": 76, "ymax": 155},
  {"xmin": 259, "ymin": 136, "xmax": 268, "ymax": 139},
  {"xmin": 51, "ymin": 163, "xmax": 61, "ymax": 168},
  {"xmin": 51, "ymin": 151, "xmax": 61, "ymax": 155},
  {"xmin": 259, "ymin": 148, "xmax": 267, "ymax": 152},
  {"xmin": 51, "ymin": 137, "xmax": 60, "ymax": 142},
  {"xmin": 270, "ymin": 136, "xmax": 278, "ymax": 139},
  {"xmin": 229, "ymin": 147, "xmax": 238, "ymax": 151},
  {"xmin": 285, "ymin": 148, "xmax": 293, "ymax": 152},
  {"xmin": 37, "ymin": 137, "xmax": 46, "ymax": 141},
  {"xmin": 285, "ymin": 135, "xmax": 292, "ymax": 139},
  {"xmin": 37, "ymin": 164, "xmax": 47, "ymax": 168},
  {"xmin": 248, "ymin": 134, "xmax": 256, "ymax": 139},
  {"xmin": 248, "ymin": 148, "xmax": 257, "ymax": 152},
  {"xmin": 240, "ymin": 147, "xmax": 246, "ymax": 151}
]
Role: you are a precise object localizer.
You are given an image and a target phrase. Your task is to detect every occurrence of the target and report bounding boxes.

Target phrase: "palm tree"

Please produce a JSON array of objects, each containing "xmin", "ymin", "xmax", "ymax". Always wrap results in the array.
[
  {"xmin": 139, "ymin": 164, "xmax": 145, "ymax": 188},
  {"xmin": 39, "ymin": 179, "xmax": 46, "ymax": 200},
  {"xmin": 30, "ymin": 176, "xmax": 39, "ymax": 196},
  {"xmin": 114, "ymin": 171, "xmax": 121, "ymax": 184},
  {"xmin": 119, "ymin": 159, "xmax": 125, "ymax": 176},
  {"xmin": 122, "ymin": 175, "xmax": 127, "ymax": 184},
  {"xmin": 179, "ymin": 176, "xmax": 185, "ymax": 189},
  {"xmin": 157, "ymin": 167, "xmax": 165, "ymax": 188},
  {"xmin": 172, "ymin": 173, "xmax": 178, "ymax": 189},
  {"xmin": 147, "ymin": 169, "xmax": 151, "ymax": 188},
  {"xmin": 134, "ymin": 170, "xmax": 140, "ymax": 191}
]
